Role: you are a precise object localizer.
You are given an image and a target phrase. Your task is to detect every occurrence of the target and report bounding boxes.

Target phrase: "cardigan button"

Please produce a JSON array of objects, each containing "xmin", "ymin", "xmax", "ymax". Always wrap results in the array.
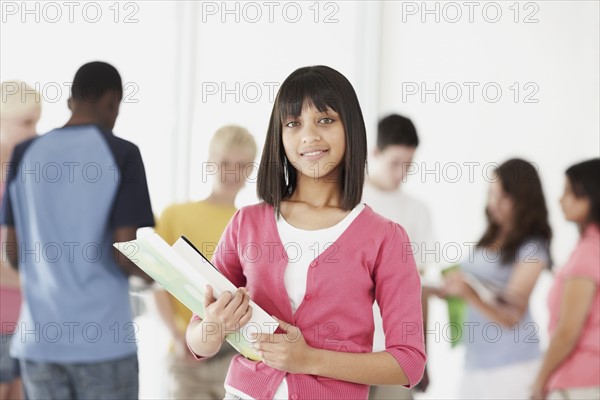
[
  {"xmin": 305, "ymin": 294, "xmax": 312, "ymax": 301},
  {"xmin": 310, "ymin": 260, "xmax": 318, "ymax": 268},
  {"xmin": 291, "ymin": 394, "xmax": 299, "ymax": 400}
]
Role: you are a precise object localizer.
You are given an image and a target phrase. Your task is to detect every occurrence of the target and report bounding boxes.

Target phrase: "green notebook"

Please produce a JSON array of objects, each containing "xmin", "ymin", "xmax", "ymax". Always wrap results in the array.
[
  {"xmin": 441, "ymin": 264, "xmax": 465, "ymax": 348},
  {"xmin": 114, "ymin": 233, "xmax": 279, "ymax": 361}
]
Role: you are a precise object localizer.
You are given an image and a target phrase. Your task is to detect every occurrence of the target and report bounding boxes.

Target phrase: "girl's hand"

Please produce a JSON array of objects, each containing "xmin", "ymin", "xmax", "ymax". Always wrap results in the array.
[
  {"xmin": 203, "ymin": 285, "xmax": 253, "ymax": 342},
  {"xmin": 440, "ymin": 271, "xmax": 476, "ymax": 300},
  {"xmin": 252, "ymin": 317, "xmax": 316, "ymax": 374},
  {"xmin": 530, "ymin": 380, "xmax": 547, "ymax": 400}
]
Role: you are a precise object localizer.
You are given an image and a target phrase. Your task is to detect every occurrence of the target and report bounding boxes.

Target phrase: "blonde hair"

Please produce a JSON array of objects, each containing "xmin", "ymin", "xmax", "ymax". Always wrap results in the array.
[
  {"xmin": 209, "ymin": 125, "xmax": 257, "ymax": 160},
  {"xmin": 0, "ymin": 80, "xmax": 42, "ymax": 119}
]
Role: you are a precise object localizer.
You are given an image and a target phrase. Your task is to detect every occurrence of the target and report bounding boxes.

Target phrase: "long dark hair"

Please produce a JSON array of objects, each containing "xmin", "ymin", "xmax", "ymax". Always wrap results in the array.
[
  {"xmin": 566, "ymin": 158, "xmax": 600, "ymax": 227},
  {"xmin": 256, "ymin": 66, "xmax": 367, "ymax": 214},
  {"xmin": 478, "ymin": 159, "xmax": 552, "ymax": 265}
]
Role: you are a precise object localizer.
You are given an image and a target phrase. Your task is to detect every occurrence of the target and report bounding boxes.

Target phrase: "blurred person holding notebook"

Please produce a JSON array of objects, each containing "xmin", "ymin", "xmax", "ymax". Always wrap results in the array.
[
  {"xmin": 531, "ymin": 159, "xmax": 600, "ymax": 400},
  {"xmin": 0, "ymin": 80, "xmax": 41, "ymax": 400},
  {"xmin": 154, "ymin": 125, "xmax": 257, "ymax": 399},
  {"xmin": 439, "ymin": 158, "xmax": 552, "ymax": 399},
  {"xmin": 361, "ymin": 114, "xmax": 435, "ymax": 400}
]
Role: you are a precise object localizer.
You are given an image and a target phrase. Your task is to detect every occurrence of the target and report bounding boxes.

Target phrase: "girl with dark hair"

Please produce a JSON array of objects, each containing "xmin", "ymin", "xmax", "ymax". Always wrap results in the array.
[
  {"xmin": 186, "ymin": 66, "xmax": 426, "ymax": 400},
  {"xmin": 531, "ymin": 158, "xmax": 600, "ymax": 400},
  {"xmin": 441, "ymin": 158, "xmax": 552, "ymax": 399}
]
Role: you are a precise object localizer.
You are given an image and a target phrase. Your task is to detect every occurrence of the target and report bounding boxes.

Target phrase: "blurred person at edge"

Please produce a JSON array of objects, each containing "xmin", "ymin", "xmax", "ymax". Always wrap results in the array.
[
  {"xmin": 439, "ymin": 159, "xmax": 552, "ymax": 399},
  {"xmin": 154, "ymin": 125, "xmax": 257, "ymax": 399},
  {"xmin": 362, "ymin": 114, "xmax": 435, "ymax": 400},
  {"xmin": 0, "ymin": 80, "xmax": 41, "ymax": 400},
  {"xmin": 531, "ymin": 159, "xmax": 600, "ymax": 400},
  {"xmin": 0, "ymin": 62, "xmax": 154, "ymax": 400}
]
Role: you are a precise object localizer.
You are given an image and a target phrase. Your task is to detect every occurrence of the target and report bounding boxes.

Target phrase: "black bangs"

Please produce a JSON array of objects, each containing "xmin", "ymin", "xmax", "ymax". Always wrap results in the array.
[{"xmin": 276, "ymin": 68, "xmax": 341, "ymax": 122}]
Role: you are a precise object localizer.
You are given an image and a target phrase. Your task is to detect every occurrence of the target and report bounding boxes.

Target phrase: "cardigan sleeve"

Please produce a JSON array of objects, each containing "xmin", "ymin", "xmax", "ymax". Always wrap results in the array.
[{"xmin": 373, "ymin": 221, "xmax": 427, "ymax": 388}]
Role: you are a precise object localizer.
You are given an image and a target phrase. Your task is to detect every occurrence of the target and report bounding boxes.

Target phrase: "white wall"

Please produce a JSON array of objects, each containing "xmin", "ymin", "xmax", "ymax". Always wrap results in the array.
[
  {"xmin": 183, "ymin": 1, "xmax": 381, "ymax": 207},
  {"xmin": 379, "ymin": 0, "xmax": 599, "ymax": 267},
  {"xmin": 0, "ymin": 1, "xmax": 179, "ymax": 215}
]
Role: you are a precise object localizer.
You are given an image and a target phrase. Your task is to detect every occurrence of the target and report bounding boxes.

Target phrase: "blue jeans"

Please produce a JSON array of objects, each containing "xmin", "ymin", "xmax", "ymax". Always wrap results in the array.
[
  {"xmin": 0, "ymin": 334, "xmax": 20, "ymax": 383},
  {"xmin": 20, "ymin": 354, "xmax": 138, "ymax": 400}
]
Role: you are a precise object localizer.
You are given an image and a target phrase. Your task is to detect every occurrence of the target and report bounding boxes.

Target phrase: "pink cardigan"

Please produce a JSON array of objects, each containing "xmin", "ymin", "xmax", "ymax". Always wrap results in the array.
[{"xmin": 189, "ymin": 202, "xmax": 426, "ymax": 400}]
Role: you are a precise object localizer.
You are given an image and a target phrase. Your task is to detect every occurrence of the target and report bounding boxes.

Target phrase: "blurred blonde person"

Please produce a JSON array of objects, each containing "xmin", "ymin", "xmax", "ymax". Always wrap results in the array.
[
  {"xmin": 154, "ymin": 125, "xmax": 257, "ymax": 399},
  {"xmin": 0, "ymin": 80, "xmax": 41, "ymax": 400}
]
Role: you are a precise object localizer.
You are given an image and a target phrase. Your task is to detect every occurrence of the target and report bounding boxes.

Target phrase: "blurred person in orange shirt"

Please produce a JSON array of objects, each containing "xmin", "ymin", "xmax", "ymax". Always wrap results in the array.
[{"xmin": 154, "ymin": 125, "xmax": 257, "ymax": 399}]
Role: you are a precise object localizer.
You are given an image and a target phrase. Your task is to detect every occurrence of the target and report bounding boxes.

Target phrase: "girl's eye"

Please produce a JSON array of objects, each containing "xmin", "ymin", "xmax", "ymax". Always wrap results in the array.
[
  {"xmin": 320, "ymin": 117, "xmax": 334, "ymax": 124},
  {"xmin": 284, "ymin": 121, "xmax": 300, "ymax": 128}
]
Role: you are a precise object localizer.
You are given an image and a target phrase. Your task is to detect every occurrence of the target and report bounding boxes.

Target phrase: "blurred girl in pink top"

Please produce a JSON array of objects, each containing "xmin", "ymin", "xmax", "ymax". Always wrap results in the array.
[
  {"xmin": 532, "ymin": 159, "xmax": 600, "ymax": 400},
  {"xmin": 0, "ymin": 80, "xmax": 41, "ymax": 400}
]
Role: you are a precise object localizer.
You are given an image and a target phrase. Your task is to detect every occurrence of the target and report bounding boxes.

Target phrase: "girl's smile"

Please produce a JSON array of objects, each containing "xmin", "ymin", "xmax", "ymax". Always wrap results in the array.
[{"xmin": 300, "ymin": 148, "xmax": 328, "ymax": 160}]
